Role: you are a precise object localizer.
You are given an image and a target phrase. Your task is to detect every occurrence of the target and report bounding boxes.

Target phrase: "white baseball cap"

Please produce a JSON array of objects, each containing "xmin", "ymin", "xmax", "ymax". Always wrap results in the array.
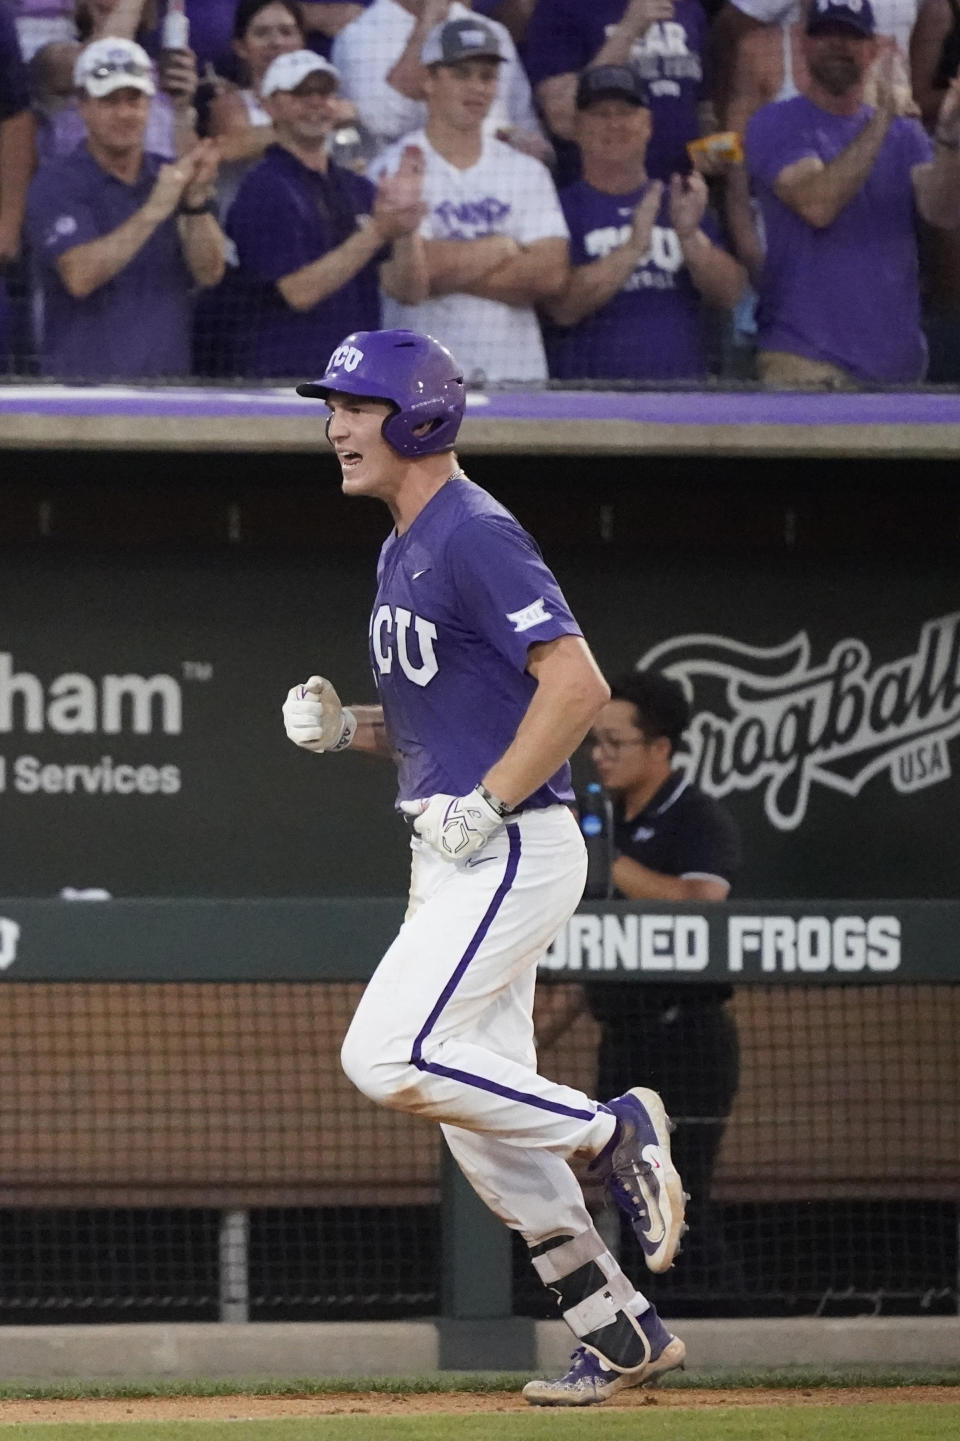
[
  {"xmin": 261, "ymin": 49, "xmax": 340, "ymax": 98},
  {"xmin": 74, "ymin": 37, "xmax": 156, "ymax": 99}
]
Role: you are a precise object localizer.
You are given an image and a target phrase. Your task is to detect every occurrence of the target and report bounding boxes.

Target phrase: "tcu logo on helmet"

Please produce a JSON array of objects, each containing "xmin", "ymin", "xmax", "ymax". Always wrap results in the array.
[
  {"xmin": 371, "ymin": 606, "xmax": 439, "ymax": 687},
  {"xmin": 329, "ymin": 343, "xmax": 364, "ymax": 372}
]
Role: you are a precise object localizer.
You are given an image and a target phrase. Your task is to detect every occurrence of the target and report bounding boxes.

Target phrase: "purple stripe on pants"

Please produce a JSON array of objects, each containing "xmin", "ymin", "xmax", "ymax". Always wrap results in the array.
[{"xmin": 410, "ymin": 825, "xmax": 598, "ymax": 1123}]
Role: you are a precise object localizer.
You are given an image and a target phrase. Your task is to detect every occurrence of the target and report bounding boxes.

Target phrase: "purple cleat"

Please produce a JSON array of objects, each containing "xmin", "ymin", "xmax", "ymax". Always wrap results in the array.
[
  {"xmin": 590, "ymin": 1086, "xmax": 687, "ymax": 1274},
  {"xmin": 522, "ymin": 1307, "xmax": 686, "ymax": 1406}
]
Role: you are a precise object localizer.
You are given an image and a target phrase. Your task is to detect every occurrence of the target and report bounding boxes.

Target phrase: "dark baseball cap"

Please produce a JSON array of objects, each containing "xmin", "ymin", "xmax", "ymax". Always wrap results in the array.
[
  {"xmin": 576, "ymin": 65, "xmax": 649, "ymax": 110},
  {"xmin": 806, "ymin": 0, "xmax": 876, "ymax": 37},
  {"xmin": 421, "ymin": 18, "xmax": 505, "ymax": 67}
]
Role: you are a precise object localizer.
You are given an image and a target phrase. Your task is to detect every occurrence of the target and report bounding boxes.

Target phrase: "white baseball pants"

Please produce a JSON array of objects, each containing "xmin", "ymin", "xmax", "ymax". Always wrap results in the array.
[{"xmin": 340, "ymin": 804, "xmax": 613, "ymax": 1243}]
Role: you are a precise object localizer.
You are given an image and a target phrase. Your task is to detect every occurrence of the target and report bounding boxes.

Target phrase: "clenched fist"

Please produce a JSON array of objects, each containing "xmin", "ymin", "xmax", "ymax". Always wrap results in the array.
[{"xmin": 282, "ymin": 675, "xmax": 356, "ymax": 754}]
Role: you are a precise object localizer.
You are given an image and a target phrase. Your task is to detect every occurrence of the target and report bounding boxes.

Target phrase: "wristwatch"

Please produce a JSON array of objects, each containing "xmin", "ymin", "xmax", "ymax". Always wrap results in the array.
[{"xmin": 178, "ymin": 197, "xmax": 217, "ymax": 216}]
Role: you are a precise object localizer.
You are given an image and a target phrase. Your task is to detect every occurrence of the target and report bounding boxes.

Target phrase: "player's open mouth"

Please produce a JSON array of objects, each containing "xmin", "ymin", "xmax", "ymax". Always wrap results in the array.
[{"xmin": 338, "ymin": 451, "xmax": 362, "ymax": 469}]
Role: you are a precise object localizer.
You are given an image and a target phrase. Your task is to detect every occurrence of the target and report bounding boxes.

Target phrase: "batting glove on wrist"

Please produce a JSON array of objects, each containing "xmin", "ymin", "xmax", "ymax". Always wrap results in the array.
[
  {"xmin": 400, "ymin": 787, "xmax": 505, "ymax": 862},
  {"xmin": 282, "ymin": 675, "xmax": 357, "ymax": 754}
]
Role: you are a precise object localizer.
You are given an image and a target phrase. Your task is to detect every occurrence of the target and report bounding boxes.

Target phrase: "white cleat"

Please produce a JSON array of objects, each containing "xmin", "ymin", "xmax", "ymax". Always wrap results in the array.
[{"xmin": 522, "ymin": 1334, "xmax": 686, "ymax": 1407}]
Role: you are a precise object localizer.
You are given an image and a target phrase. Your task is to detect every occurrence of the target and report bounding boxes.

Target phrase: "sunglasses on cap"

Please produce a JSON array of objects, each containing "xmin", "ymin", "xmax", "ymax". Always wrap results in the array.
[{"xmin": 88, "ymin": 59, "xmax": 153, "ymax": 81}]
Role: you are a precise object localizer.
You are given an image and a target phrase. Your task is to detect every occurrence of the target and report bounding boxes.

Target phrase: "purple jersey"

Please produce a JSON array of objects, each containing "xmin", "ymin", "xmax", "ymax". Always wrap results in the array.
[
  {"xmin": 523, "ymin": 0, "xmax": 707, "ymax": 182},
  {"xmin": 545, "ymin": 179, "xmax": 719, "ymax": 380},
  {"xmin": 371, "ymin": 477, "xmax": 582, "ymax": 808},
  {"xmin": 747, "ymin": 94, "xmax": 932, "ymax": 383}
]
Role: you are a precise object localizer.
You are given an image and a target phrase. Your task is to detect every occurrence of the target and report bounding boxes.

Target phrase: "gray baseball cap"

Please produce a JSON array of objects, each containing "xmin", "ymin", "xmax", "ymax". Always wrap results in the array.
[
  {"xmin": 576, "ymin": 64, "xmax": 649, "ymax": 110},
  {"xmin": 421, "ymin": 18, "xmax": 505, "ymax": 67}
]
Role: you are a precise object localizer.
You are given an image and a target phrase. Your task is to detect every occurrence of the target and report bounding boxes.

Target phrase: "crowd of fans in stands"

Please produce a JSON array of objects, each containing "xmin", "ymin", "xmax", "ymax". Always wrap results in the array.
[{"xmin": 1, "ymin": 0, "xmax": 960, "ymax": 386}]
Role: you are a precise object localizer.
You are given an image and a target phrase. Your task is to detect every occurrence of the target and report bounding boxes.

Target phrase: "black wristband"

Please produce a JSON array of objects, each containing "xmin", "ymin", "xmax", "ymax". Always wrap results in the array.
[
  {"xmin": 178, "ymin": 197, "xmax": 216, "ymax": 216},
  {"xmin": 476, "ymin": 783, "xmax": 513, "ymax": 817}
]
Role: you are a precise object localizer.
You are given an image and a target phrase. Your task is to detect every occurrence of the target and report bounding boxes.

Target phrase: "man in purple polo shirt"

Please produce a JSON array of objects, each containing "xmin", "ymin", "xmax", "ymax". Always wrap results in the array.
[
  {"xmin": 226, "ymin": 48, "xmax": 427, "ymax": 378},
  {"xmin": 747, "ymin": 0, "xmax": 960, "ymax": 386},
  {"xmin": 283, "ymin": 328, "xmax": 688, "ymax": 1406},
  {"xmin": 523, "ymin": 0, "xmax": 709, "ymax": 183},
  {"xmin": 24, "ymin": 36, "xmax": 225, "ymax": 380},
  {"xmin": 544, "ymin": 64, "xmax": 745, "ymax": 381}
]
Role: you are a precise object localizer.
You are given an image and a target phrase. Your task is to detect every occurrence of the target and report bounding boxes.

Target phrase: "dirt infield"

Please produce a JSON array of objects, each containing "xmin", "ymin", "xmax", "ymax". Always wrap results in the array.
[{"xmin": 0, "ymin": 1387, "xmax": 955, "ymax": 1425}]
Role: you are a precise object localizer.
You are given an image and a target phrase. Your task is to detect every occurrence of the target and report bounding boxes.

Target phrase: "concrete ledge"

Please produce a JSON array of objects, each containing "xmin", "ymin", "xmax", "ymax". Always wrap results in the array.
[
  {"xmin": 535, "ymin": 1317, "xmax": 960, "ymax": 1373},
  {"xmin": 2, "ymin": 385, "xmax": 960, "ymax": 457},
  {"xmin": 0, "ymin": 1318, "xmax": 956, "ymax": 1383}
]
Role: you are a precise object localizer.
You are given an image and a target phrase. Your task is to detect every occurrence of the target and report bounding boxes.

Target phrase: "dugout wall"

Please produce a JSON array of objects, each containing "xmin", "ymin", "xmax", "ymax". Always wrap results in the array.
[
  {"xmin": 0, "ymin": 410, "xmax": 957, "ymax": 1356},
  {"xmin": 1, "ymin": 442, "xmax": 959, "ymax": 901}
]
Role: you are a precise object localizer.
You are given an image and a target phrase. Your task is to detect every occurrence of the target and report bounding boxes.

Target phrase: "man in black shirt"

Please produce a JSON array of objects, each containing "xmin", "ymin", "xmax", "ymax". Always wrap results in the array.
[
  {"xmin": 526, "ymin": 669, "xmax": 743, "ymax": 1405},
  {"xmin": 586, "ymin": 670, "xmax": 741, "ymax": 1231}
]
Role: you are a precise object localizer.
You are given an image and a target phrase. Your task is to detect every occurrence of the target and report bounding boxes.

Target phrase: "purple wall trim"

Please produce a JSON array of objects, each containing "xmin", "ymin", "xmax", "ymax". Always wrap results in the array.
[
  {"xmin": 410, "ymin": 826, "xmax": 598, "ymax": 1125},
  {"xmin": 0, "ymin": 384, "xmax": 959, "ymax": 426}
]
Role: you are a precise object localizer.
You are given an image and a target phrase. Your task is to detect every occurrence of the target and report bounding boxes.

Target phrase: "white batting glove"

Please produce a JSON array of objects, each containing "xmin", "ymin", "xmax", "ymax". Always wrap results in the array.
[
  {"xmin": 400, "ymin": 786, "xmax": 506, "ymax": 862},
  {"xmin": 282, "ymin": 675, "xmax": 357, "ymax": 754}
]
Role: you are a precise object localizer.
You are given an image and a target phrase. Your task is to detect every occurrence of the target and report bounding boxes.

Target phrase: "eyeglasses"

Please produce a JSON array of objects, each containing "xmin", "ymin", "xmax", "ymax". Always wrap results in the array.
[{"xmin": 590, "ymin": 734, "xmax": 650, "ymax": 758}]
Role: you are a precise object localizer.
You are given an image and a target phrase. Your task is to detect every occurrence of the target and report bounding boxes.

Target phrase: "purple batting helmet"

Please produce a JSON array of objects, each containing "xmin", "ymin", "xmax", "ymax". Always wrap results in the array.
[{"xmin": 296, "ymin": 329, "xmax": 466, "ymax": 458}]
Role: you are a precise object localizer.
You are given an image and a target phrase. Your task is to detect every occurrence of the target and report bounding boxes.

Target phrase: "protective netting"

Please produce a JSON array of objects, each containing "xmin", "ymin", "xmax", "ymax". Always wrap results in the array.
[
  {"xmin": 4, "ymin": 1, "xmax": 960, "ymax": 386},
  {"xmin": 0, "ymin": 979, "xmax": 955, "ymax": 1321}
]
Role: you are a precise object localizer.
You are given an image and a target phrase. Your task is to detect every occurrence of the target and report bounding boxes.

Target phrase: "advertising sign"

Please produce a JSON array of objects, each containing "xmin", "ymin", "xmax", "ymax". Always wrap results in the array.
[{"xmin": 2, "ymin": 550, "xmax": 957, "ymax": 898}]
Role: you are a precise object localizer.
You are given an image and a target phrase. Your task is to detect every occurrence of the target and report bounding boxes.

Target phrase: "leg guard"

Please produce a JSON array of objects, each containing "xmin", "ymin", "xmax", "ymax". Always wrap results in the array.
[{"xmin": 529, "ymin": 1229, "xmax": 651, "ymax": 1374}]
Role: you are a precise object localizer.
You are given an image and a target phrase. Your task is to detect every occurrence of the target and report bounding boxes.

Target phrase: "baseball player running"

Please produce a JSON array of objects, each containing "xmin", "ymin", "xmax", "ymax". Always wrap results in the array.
[{"xmin": 283, "ymin": 327, "xmax": 686, "ymax": 1405}]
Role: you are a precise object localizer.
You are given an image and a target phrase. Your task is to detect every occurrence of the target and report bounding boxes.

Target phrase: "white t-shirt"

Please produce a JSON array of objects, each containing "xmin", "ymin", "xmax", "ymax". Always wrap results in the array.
[
  {"xmin": 373, "ymin": 130, "xmax": 569, "ymax": 383},
  {"xmin": 332, "ymin": 0, "xmax": 541, "ymax": 159},
  {"xmin": 732, "ymin": 0, "xmax": 922, "ymax": 59}
]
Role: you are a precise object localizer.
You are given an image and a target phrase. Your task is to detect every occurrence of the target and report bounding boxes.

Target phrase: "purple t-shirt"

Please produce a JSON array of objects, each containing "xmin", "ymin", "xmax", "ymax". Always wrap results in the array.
[
  {"xmin": 226, "ymin": 144, "xmax": 384, "ymax": 379},
  {"xmin": 523, "ymin": 0, "xmax": 707, "ymax": 182},
  {"xmin": 25, "ymin": 145, "xmax": 192, "ymax": 380},
  {"xmin": 747, "ymin": 94, "xmax": 933, "ymax": 383},
  {"xmin": 371, "ymin": 477, "xmax": 582, "ymax": 808},
  {"xmin": 545, "ymin": 179, "xmax": 719, "ymax": 380},
  {"xmin": 0, "ymin": 1, "xmax": 30, "ymax": 121}
]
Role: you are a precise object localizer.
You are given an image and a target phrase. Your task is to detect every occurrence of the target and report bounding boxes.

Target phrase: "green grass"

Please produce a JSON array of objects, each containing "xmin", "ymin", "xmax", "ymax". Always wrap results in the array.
[
  {"xmin": 3, "ymin": 1405, "xmax": 960, "ymax": 1441},
  {"xmin": 0, "ymin": 1367, "xmax": 958, "ymax": 1401}
]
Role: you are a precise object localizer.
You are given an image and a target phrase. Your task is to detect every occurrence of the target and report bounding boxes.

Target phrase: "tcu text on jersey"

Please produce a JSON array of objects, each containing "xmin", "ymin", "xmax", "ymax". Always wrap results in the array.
[
  {"xmin": 434, "ymin": 197, "xmax": 511, "ymax": 239},
  {"xmin": 371, "ymin": 605, "xmax": 439, "ymax": 687},
  {"xmin": 585, "ymin": 224, "xmax": 683, "ymax": 290}
]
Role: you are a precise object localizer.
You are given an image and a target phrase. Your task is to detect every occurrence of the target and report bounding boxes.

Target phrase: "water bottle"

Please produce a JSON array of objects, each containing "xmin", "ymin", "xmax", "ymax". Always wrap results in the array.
[
  {"xmin": 579, "ymin": 781, "xmax": 614, "ymax": 900},
  {"xmin": 162, "ymin": 0, "xmax": 190, "ymax": 51}
]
